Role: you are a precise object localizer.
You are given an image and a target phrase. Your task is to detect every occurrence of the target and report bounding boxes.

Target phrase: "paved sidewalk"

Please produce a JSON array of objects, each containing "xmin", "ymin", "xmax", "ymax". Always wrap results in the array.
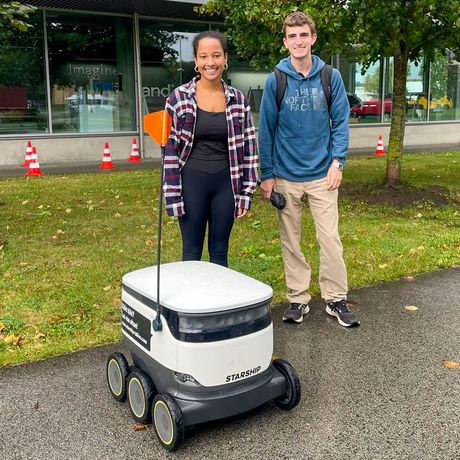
[
  {"xmin": 1, "ymin": 267, "xmax": 459, "ymax": 459},
  {"xmin": 0, "ymin": 158, "xmax": 161, "ymax": 178},
  {"xmin": 1, "ymin": 144, "xmax": 459, "ymax": 178}
]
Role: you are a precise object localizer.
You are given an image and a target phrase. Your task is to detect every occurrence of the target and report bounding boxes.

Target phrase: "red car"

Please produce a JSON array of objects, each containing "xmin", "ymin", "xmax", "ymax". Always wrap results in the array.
[{"xmin": 351, "ymin": 97, "xmax": 392, "ymax": 118}]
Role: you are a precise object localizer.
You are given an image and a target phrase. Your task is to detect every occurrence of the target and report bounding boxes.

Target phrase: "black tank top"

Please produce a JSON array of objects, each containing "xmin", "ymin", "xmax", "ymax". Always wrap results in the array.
[{"xmin": 186, "ymin": 107, "xmax": 229, "ymax": 174}]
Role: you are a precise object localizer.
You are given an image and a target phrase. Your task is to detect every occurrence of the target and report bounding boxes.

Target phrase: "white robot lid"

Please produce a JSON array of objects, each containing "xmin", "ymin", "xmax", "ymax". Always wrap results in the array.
[{"xmin": 122, "ymin": 261, "xmax": 273, "ymax": 314}]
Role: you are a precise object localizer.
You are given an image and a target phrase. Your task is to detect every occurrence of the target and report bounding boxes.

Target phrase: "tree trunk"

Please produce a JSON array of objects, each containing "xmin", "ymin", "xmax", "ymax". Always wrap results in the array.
[{"xmin": 385, "ymin": 50, "xmax": 409, "ymax": 186}]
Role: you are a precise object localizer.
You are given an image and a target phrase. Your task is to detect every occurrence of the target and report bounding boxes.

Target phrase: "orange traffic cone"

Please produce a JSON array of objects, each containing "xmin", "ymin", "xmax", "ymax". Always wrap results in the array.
[
  {"xmin": 99, "ymin": 142, "xmax": 115, "ymax": 169},
  {"xmin": 25, "ymin": 147, "xmax": 44, "ymax": 177},
  {"xmin": 375, "ymin": 135, "xmax": 385, "ymax": 156},
  {"xmin": 22, "ymin": 140, "xmax": 33, "ymax": 167},
  {"xmin": 128, "ymin": 138, "xmax": 141, "ymax": 162}
]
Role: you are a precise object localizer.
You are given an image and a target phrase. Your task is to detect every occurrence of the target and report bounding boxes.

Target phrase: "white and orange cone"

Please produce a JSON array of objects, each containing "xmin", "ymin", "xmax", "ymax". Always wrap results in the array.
[
  {"xmin": 25, "ymin": 147, "xmax": 44, "ymax": 177},
  {"xmin": 99, "ymin": 142, "xmax": 115, "ymax": 169},
  {"xmin": 22, "ymin": 140, "xmax": 33, "ymax": 167},
  {"xmin": 375, "ymin": 135, "xmax": 385, "ymax": 156},
  {"xmin": 128, "ymin": 138, "xmax": 141, "ymax": 162}
]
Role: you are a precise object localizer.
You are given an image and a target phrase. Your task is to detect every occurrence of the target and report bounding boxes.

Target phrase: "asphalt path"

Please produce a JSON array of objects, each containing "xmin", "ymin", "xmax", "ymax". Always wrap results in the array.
[
  {"xmin": 2, "ymin": 144, "xmax": 460, "ymax": 178},
  {"xmin": 1, "ymin": 267, "xmax": 459, "ymax": 459}
]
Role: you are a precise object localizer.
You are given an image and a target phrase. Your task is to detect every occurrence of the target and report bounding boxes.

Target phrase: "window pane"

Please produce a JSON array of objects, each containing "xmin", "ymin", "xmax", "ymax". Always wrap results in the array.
[
  {"xmin": 338, "ymin": 57, "xmax": 383, "ymax": 124},
  {"xmin": 405, "ymin": 59, "xmax": 428, "ymax": 122},
  {"xmin": 446, "ymin": 51, "xmax": 460, "ymax": 121},
  {"xmin": 429, "ymin": 51, "xmax": 458, "ymax": 121},
  {"xmin": 140, "ymin": 20, "xmax": 206, "ymax": 113},
  {"xmin": 224, "ymin": 34, "xmax": 268, "ymax": 127},
  {"xmin": 0, "ymin": 13, "xmax": 48, "ymax": 134},
  {"xmin": 47, "ymin": 13, "xmax": 135, "ymax": 133}
]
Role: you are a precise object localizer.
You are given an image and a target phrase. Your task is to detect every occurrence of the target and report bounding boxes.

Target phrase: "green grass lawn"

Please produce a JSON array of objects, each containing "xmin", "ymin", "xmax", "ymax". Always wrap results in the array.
[{"xmin": 1, "ymin": 151, "xmax": 459, "ymax": 366}]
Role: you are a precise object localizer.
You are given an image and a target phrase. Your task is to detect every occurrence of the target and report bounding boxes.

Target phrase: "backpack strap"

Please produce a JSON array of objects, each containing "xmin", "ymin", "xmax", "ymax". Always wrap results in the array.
[
  {"xmin": 274, "ymin": 67, "xmax": 286, "ymax": 111},
  {"xmin": 274, "ymin": 64, "xmax": 332, "ymax": 113},
  {"xmin": 321, "ymin": 64, "xmax": 332, "ymax": 113}
]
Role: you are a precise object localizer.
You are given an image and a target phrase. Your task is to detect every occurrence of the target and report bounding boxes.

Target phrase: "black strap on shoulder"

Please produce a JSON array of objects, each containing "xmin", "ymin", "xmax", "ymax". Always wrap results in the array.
[
  {"xmin": 274, "ymin": 64, "xmax": 333, "ymax": 114},
  {"xmin": 274, "ymin": 67, "xmax": 286, "ymax": 111},
  {"xmin": 321, "ymin": 64, "xmax": 332, "ymax": 113}
]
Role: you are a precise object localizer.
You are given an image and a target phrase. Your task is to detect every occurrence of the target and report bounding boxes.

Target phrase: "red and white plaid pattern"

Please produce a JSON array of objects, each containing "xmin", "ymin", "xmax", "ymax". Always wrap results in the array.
[{"xmin": 164, "ymin": 77, "xmax": 258, "ymax": 217}]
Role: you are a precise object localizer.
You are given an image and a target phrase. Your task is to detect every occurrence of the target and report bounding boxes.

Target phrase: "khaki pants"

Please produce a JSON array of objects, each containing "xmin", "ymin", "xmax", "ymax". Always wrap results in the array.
[{"xmin": 275, "ymin": 177, "xmax": 348, "ymax": 305}]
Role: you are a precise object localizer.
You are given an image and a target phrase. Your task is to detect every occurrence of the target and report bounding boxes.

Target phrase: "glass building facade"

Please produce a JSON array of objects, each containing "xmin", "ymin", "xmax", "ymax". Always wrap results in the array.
[{"xmin": 1, "ymin": 1, "xmax": 459, "ymax": 158}]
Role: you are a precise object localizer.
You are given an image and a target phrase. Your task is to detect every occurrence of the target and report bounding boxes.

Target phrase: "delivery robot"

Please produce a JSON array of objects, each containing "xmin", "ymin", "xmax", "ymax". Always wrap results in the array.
[{"xmin": 106, "ymin": 260, "xmax": 301, "ymax": 451}]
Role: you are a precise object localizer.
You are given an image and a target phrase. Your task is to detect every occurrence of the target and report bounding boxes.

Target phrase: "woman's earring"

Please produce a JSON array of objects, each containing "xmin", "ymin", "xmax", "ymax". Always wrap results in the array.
[
  {"xmin": 194, "ymin": 65, "xmax": 199, "ymax": 73},
  {"xmin": 224, "ymin": 63, "xmax": 228, "ymax": 70}
]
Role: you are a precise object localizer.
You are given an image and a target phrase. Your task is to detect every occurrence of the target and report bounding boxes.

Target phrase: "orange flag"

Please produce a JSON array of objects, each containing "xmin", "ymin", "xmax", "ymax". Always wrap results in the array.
[{"xmin": 144, "ymin": 110, "xmax": 172, "ymax": 147}]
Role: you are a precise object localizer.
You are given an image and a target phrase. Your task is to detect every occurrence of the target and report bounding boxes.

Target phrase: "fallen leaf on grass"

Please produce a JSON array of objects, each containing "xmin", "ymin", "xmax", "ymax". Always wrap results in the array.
[
  {"xmin": 18, "ymin": 262, "xmax": 28, "ymax": 267},
  {"xmin": 4, "ymin": 335, "xmax": 23, "ymax": 346},
  {"xmin": 114, "ymin": 213, "xmax": 121, "ymax": 218},
  {"xmin": 378, "ymin": 263, "xmax": 388, "ymax": 269},
  {"xmin": 3, "ymin": 272, "xmax": 11, "ymax": 279},
  {"xmin": 65, "ymin": 208, "xmax": 72, "ymax": 214},
  {"xmin": 0, "ymin": 322, "xmax": 4, "ymax": 332},
  {"xmin": 49, "ymin": 315, "xmax": 66, "ymax": 324},
  {"xmin": 103, "ymin": 285, "xmax": 112, "ymax": 291},
  {"xmin": 133, "ymin": 424, "xmax": 147, "ymax": 432},
  {"xmin": 112, "ymin": 297, "xmax": 121, "ymax": 305},
  {"xmin": 0, "ymin": 333, "xmax": 5, "ymax": 340},
  {"xmin": 145, "ymin": 240, "xmax": 154, "ymax": 246},
  {"xmin": 22, "ymin": 200, "xmax": 29, "ymax": 205},
  {"xmin": 405, "ymin": 305, "xmax": 419, "ymax": 311},
  {"xmin": 442, "ymin": 360, "xmax": 459, "ymax": 369}
]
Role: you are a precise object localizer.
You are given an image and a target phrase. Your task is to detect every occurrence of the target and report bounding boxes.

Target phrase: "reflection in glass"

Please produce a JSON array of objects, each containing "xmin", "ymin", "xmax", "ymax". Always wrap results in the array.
[
  {"xmin": 405, "ymin": 59, "xmax": 427, "ymax": 122},
  {"xmin": 429, "ymin": 51, "xmax": 458, "ymax": 121},
  {"xmin": 140, "ymin": 21, "xmax": 204, "ymax": 114},
  {"xmin": 47, "ymin": 13, "xmax": 135, "ymax": 133},
  {"xmin": 341, "ymin": 58, "xmax": 383, "ymax": 124},
  {"xmin": 0, "ymin": 13, "xmax": 48, "ymax": 134}
]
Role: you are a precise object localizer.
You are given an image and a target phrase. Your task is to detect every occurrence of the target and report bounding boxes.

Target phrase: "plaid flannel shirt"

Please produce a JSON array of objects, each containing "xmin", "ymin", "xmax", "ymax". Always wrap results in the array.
[{"xmin": 163, "ymin": 77, "xmax": 258, "ymax": 217}]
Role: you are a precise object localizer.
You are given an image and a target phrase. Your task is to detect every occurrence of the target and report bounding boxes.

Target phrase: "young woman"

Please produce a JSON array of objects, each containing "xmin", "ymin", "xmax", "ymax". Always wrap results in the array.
[{"xmin": 163, "ymin": 31, "xmax": 258, "ymax": 267}]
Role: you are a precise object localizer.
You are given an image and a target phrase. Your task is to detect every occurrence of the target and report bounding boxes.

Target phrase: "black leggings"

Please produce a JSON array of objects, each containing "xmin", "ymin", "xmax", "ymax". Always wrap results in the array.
[{"xmin": 179, "ymin": 166, "xmax": 235, "ymax": 267}]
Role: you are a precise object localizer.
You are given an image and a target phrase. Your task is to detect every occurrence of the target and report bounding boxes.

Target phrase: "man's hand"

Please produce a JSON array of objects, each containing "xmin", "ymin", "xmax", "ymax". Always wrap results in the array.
[
  {"xmin": 260, "ymin": 178, "xmax": 275, "ymax": 199},
  {"xmin": 327, "ymin": 166, "xmax": 342, "ymax": 191}
]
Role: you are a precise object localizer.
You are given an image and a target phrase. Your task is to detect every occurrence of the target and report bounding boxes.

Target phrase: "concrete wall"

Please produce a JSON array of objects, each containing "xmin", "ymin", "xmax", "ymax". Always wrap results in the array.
[
  {"xmin": 0, "ymin": 135, "xmax": 162, "ymax": 165},
  {"xmin": 1, "ymin": 122, "xmax": 459, "ymax": 166},
  {"xmin": 349, "ymin": 122, "xmax": 460, "ymax": 150}
]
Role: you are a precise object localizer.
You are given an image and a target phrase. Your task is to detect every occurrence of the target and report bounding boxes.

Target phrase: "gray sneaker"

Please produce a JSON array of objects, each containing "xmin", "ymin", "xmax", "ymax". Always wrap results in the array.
[
  {"xmin": 326, "ymin": 299, "xmax": 360, "ymax": 327},
  {"xmin": 282, "ymin": 303, "xmax": 310, "ymax": 323}
]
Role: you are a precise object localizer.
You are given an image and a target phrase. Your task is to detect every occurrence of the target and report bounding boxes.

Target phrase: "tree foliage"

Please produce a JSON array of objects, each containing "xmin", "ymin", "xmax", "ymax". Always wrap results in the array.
[
  {"xmin": 199, "ymin": 0, "xmax": 460, "ymax": 185},
  {"xmin": 0, "ymin": 2, "xmax": 36, "ymax": 32}
]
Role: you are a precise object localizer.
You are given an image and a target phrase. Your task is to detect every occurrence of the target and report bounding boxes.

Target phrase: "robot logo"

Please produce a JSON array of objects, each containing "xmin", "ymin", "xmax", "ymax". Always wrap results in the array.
[{"xmin": 225, "ymin": 365, "xmax": 261, "ymax": 383}]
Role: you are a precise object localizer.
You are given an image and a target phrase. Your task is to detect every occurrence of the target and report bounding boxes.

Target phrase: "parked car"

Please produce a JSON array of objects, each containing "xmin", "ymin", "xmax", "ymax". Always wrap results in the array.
[{"xmin": 350, "ymin": 96, "xmax": 392, "ymax": 118}]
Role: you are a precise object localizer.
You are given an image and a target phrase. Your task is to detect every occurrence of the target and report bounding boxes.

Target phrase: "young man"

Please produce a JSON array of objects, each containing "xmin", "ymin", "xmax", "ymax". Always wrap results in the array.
[{"xmin": 258, "ymin": 12, "xmax": 360, "ymax": 327}]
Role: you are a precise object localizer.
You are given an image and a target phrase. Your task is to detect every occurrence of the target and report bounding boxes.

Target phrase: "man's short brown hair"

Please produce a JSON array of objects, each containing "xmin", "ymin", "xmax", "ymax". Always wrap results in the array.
[{"xmin": 283, "ymin": 12, "xmax": 317, "ymax": 36}]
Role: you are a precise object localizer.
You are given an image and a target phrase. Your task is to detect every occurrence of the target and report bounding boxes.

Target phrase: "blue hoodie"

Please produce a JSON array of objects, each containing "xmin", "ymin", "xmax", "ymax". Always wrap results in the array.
[{"xmin": 258, "ymin": 55, "xmax": 349, "ymax": 182}]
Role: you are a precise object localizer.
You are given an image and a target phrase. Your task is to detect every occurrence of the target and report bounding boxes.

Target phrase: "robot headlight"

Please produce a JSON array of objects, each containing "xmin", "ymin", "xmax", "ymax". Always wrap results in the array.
[{"xmin": 174, "ymin": 372, "xmax": 201, "ymax": 385}]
